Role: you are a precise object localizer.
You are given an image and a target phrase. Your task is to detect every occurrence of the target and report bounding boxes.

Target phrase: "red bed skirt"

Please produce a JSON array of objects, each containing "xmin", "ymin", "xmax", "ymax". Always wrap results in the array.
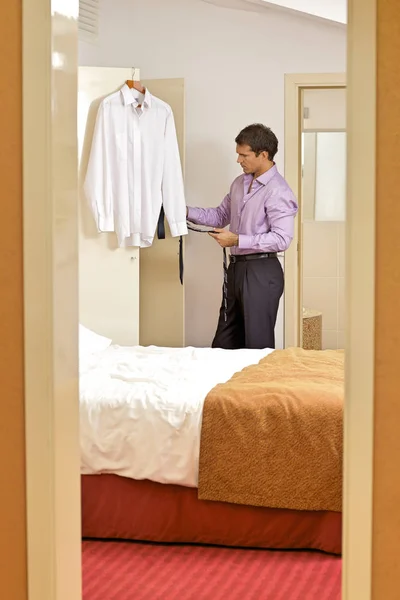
[{"xmin": 81, "ymin": 475, "xmax": 342, "ymax": 555}]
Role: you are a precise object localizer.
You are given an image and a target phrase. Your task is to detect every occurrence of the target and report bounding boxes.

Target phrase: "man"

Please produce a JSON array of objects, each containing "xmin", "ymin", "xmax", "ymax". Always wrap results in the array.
[{"xmin": 186, "ymin": 123, "xmax": 298, "ymax": 350}]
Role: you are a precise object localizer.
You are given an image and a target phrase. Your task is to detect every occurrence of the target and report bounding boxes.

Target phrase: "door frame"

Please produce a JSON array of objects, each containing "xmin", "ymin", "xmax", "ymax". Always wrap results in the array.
[
  {"xmin": 283, "ymin": 20, "xmax": 376, "ymax": 599},
  {"xmin": 23, "ymin": 1, "xmax": 82, "ymax": 599},
  {"xmin": 343, "ymin": 0, "xmax": 376, "ymax": 597},
  {"xmin": 283, "ymin": 72, "xmax": 346, "ymax": 349},
  {"xmin": 22, "ymin": 1, "xmax": 376, "ymax": 599}
]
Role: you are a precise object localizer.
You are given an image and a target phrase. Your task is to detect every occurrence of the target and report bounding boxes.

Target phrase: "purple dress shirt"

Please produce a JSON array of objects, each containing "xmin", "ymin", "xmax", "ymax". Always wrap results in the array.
[{"xmin": 187, "ymin": 165, "xmax": 298, "ymax": 255}]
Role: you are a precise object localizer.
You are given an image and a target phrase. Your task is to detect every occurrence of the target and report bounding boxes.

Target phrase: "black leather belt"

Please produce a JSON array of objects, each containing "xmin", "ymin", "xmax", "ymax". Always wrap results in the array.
[
  {"xmin": 230, "ymin": 252, "xmax": 277, "ymax": 263},
  {"xmin": 157, "ymin": 206, "xmax": 183, "ymax": 285}
]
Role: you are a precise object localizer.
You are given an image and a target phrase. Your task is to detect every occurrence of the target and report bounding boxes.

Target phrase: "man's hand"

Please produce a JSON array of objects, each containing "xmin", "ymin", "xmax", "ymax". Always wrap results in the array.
[{"xmin": 209, "ymin": 228, "xmax": 239, "ymax": 248}]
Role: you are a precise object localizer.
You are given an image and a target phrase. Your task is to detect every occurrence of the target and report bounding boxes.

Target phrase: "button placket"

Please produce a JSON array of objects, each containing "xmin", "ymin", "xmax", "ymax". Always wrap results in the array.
[{"xmin": 132, "ymin": 110, "xmax": 142, "ymax": 227}]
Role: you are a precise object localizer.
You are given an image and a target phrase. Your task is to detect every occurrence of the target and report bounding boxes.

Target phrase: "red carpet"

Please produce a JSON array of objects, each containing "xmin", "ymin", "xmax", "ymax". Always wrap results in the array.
[{"xmin": 82, "ymin": 541, "xmax": 341, "ymax": 600}]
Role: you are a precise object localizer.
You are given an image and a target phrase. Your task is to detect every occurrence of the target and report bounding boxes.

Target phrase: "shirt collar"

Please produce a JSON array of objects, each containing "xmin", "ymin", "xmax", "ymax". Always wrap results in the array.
[
  {"xmin": 121, "ymin": 83, "xmax": 152, "ymax": 108},
  {"xmin": 255, "ymin": 164, "xmax": 277, "ymax": 186}
]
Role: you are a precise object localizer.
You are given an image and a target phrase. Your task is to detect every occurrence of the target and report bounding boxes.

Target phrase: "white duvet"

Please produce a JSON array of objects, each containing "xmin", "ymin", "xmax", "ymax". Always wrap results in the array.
[{"xmin": 80, "ymin": 345, "xmax": 273, "ymax": 487}]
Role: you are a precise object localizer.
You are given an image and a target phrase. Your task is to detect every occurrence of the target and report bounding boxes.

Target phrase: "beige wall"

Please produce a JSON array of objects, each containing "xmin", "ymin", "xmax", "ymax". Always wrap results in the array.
[
  {"xmin": 372, "ymin": 0, "xmax": 400, "ymax": 597},
  {"xmin": 302, "ymin": 222, "xmax": 345, "ymax": 349},
  {"xmin": 0, "ymin": 0, "xmax": 28, "ymax": 598},
  {"xmin": 303, "ymin": 88, "xmax": 346, "ymax": 131}
]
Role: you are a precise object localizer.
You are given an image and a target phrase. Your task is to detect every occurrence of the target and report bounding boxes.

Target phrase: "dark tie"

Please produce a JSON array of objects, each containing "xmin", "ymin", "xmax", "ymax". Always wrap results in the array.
[
  {"xmin": 157, "ymin": 205, "xmax": 183, "ymax": 285},
  {"xmin": 223, "ymin": 248, "xmax": 228, "ymax": 322}
]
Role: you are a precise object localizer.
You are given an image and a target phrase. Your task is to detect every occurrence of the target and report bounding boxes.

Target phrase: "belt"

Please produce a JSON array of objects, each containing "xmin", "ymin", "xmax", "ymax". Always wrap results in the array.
[
  {"xmin": 230, "ymin": 252, "xmax": 277, "ymax": 263},
  {"xmin": 157, "ymin": 206, "xmax": 183, "ymax": 285}
]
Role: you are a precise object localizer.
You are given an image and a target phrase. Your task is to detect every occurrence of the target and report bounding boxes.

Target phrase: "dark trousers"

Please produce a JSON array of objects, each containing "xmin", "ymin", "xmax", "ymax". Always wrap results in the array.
[{"xmin": 212, "ymin": 256, "xmax": 284, "ymax": 350}]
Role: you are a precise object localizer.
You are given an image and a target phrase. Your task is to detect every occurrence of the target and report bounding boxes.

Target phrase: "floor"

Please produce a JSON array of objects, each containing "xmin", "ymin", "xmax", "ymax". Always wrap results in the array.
[{"xmin": 82, "ymin": 541, "xmax": 341, "ymax": 600}]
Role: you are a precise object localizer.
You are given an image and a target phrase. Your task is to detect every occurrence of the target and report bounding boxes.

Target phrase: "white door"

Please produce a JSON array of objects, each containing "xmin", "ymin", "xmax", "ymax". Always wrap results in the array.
[{"xmin": 78, "ymin": 67, "xmax": 140, "ymax": 345}]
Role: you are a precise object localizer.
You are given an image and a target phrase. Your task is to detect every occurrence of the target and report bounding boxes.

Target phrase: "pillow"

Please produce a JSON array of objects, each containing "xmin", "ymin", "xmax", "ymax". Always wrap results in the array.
[{"xmin": 79, "ymin": 324, "xmax": 112, "ymax": 355}]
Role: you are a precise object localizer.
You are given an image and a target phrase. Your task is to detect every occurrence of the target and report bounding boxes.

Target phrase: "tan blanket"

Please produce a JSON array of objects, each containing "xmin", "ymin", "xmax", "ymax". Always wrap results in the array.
[{"xmin": 198, "ymin": 347, "xmax": 343, "ymax": 512}]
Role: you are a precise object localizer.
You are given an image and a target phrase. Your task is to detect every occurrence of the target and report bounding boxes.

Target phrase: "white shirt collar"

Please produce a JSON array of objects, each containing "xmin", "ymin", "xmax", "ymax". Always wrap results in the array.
[{"xmin": 120, "ymin": 83, "xmax": 152, "ymax": 108}]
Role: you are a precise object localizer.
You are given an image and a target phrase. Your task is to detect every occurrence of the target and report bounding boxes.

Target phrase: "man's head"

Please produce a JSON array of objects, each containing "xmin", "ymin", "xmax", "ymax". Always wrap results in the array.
[{"xmin": 235, "ymin": 124, "xmax": 278, "ymax": 176}]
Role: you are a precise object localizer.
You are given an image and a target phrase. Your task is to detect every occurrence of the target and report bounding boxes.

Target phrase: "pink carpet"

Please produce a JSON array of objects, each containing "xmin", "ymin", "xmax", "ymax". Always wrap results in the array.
[{"xmin": 82, "ymin": 541, "xmax": 341, "ymax": 599}]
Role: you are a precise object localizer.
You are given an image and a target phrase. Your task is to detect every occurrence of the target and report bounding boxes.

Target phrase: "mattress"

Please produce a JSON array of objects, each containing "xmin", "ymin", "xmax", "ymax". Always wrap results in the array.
[
  {"xmin": 80, "ymin": 345, "xmax": 273, "ymax": 486},
  {"xmin": 81, "ymin": 474, "xmax": 342, "ymax": 555}
]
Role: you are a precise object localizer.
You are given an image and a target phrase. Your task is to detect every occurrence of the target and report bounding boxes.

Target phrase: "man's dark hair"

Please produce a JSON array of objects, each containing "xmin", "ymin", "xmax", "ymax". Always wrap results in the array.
[{"xmin": 235, "ymin": 124, "xmax": 278, "ymax": 161}]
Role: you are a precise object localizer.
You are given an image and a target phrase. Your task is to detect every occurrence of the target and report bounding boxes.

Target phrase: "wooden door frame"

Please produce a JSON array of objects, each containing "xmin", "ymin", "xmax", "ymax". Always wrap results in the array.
[
  {"xmin": 22, "ymin": 1, "xmax": 376, "ymax": 599},
  {"xmin": 284, "ymin": 4, "xmax": 377, "ymax": 596},
  {"xmin": 343, "ymin": 0, "xmax": 376, "ymax": 597},
  {"xmin": 23, "ymin": 1, "xmax": 82, "ymax": 599}
]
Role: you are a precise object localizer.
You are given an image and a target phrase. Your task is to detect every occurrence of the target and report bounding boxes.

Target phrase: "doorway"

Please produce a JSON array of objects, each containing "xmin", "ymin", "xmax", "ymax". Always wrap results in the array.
[
  {"xmin": 283, "ymin": 74, "xmax": 346, "ymax": 348},
  {"xmin": 22, "ymin": 3, "xmax": 377, "ymax": 600}
]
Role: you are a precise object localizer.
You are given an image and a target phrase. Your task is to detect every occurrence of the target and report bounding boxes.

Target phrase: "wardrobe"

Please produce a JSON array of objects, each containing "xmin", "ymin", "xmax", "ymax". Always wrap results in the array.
[{"xmin": 78, "ymin": 67, "xmax": 185, "ymax": 347}]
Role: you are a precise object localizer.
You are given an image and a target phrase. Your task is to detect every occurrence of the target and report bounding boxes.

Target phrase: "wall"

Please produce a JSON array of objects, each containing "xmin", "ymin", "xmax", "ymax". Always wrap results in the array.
[
  {"xmin": 302, "ymin": 88, "xmax": 347, "ymax": 131},
  {"xmin": 0, "ymin": 0, "xmax": 28, "ymax": 598},
  {"xmin": 79, "ymin": 0, "xmax": 346, "ymax": 347},
  {"xmin": 302, "ymin": 221, "xmax": 345, "ymax": 348},
  {"xmin": 372, "ymin": 0, "xmax": 400, "ymax": 596}
]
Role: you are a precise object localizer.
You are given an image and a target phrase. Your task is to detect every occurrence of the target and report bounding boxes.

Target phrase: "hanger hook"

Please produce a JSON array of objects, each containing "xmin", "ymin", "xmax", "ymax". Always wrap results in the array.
[{"xmin": 132, "ymin": 67, "xmax": 136, "ymax": 80}]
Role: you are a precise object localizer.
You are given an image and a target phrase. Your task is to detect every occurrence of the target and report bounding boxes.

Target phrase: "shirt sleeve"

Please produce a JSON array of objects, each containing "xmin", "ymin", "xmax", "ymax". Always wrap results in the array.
[
  {"xmin": 238, "ymin": 194, "xmax": 298, "ymax": 253},
  {"xmin": 187, "ymin": 194, "xmax": 231, "ymax": 228},
  {"xmin": 83, "ymin": 102, "xmax": 114, "ymax": 232},
  {"xmin": 162, "ymin": 110, "xmax": 188, "ymax": 237}
]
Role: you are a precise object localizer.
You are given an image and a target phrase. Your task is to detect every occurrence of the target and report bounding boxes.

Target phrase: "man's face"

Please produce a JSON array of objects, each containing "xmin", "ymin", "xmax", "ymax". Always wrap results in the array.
[
  {"xmin": 236, "ymin": 144, "xmax": 267, "ymax": 175},
  {"xmin": 236, "ymin": 145, "xmax": 261, "ymax": 174}
]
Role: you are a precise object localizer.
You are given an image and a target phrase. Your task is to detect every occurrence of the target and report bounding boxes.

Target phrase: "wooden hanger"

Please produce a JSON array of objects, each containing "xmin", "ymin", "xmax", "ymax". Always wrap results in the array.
[
  {"xmin": 125, "ymin": 79, "xmax": 146, "ymax": 94},
  {"xmin": 125, "ymin": 67, "xmax": 146, "ymax": 106}
]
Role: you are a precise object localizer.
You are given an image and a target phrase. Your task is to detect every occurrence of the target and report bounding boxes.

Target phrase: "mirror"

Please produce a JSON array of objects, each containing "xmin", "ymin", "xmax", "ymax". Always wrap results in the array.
[{"xmin": 302, "ymin": 131, "xmax": 347, "ymax": 222}]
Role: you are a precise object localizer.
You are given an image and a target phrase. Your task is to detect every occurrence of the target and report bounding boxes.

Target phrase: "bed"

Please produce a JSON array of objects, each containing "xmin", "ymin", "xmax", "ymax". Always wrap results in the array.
[{"xmin": 80, "ymin": 327, "xmax": 343, "ymax": 555}]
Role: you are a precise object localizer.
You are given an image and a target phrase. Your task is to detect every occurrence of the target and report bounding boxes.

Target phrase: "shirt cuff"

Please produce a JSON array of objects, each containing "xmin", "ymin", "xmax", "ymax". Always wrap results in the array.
[
  {"xmin": 238, "ymin": 234, "xmax": 253, "ymax": 249},
  {"xmin": 98, "ymin": 216, "xmax": 114, "ymax": 232},
  {"xmin": 169, "ymin": 221, "xmax": 188, "ymax": 237},
  {"xmin": 186, "ymin": 207, "xmax": 197, "ymax": 222}
]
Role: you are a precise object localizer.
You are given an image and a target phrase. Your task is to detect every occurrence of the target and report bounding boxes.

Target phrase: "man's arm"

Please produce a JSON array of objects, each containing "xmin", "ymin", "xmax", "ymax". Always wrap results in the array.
[
  {"xmin": 239, "ymin": 194, "xmax": 298, "ymax": 253},
  {"xmin": 186, "ymin": 193, "xmax": 231, "ymax": 228}
]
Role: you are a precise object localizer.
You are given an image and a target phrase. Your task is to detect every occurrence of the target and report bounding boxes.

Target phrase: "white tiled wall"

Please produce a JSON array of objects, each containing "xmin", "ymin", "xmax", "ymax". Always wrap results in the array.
[{"xmin": 302, "ymin": 221, "xmax": 345, "ymax": 349}]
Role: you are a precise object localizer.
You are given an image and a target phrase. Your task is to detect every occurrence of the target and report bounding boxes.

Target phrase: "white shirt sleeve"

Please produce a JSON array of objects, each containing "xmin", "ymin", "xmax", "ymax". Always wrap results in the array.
[
  {"xmin": 162, "ymin": 110, "xmax": 188, "ymax": 237},
  {"xmin": 84, "ymin": 102, "xmax": 114, "ymax": 232}
]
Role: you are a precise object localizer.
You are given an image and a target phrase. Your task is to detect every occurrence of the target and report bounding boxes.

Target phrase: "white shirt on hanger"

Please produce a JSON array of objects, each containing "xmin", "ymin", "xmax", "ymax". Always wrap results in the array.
[{"xmin": 84, "ymin": 84, "xmax": 188, "ymax": 248}]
